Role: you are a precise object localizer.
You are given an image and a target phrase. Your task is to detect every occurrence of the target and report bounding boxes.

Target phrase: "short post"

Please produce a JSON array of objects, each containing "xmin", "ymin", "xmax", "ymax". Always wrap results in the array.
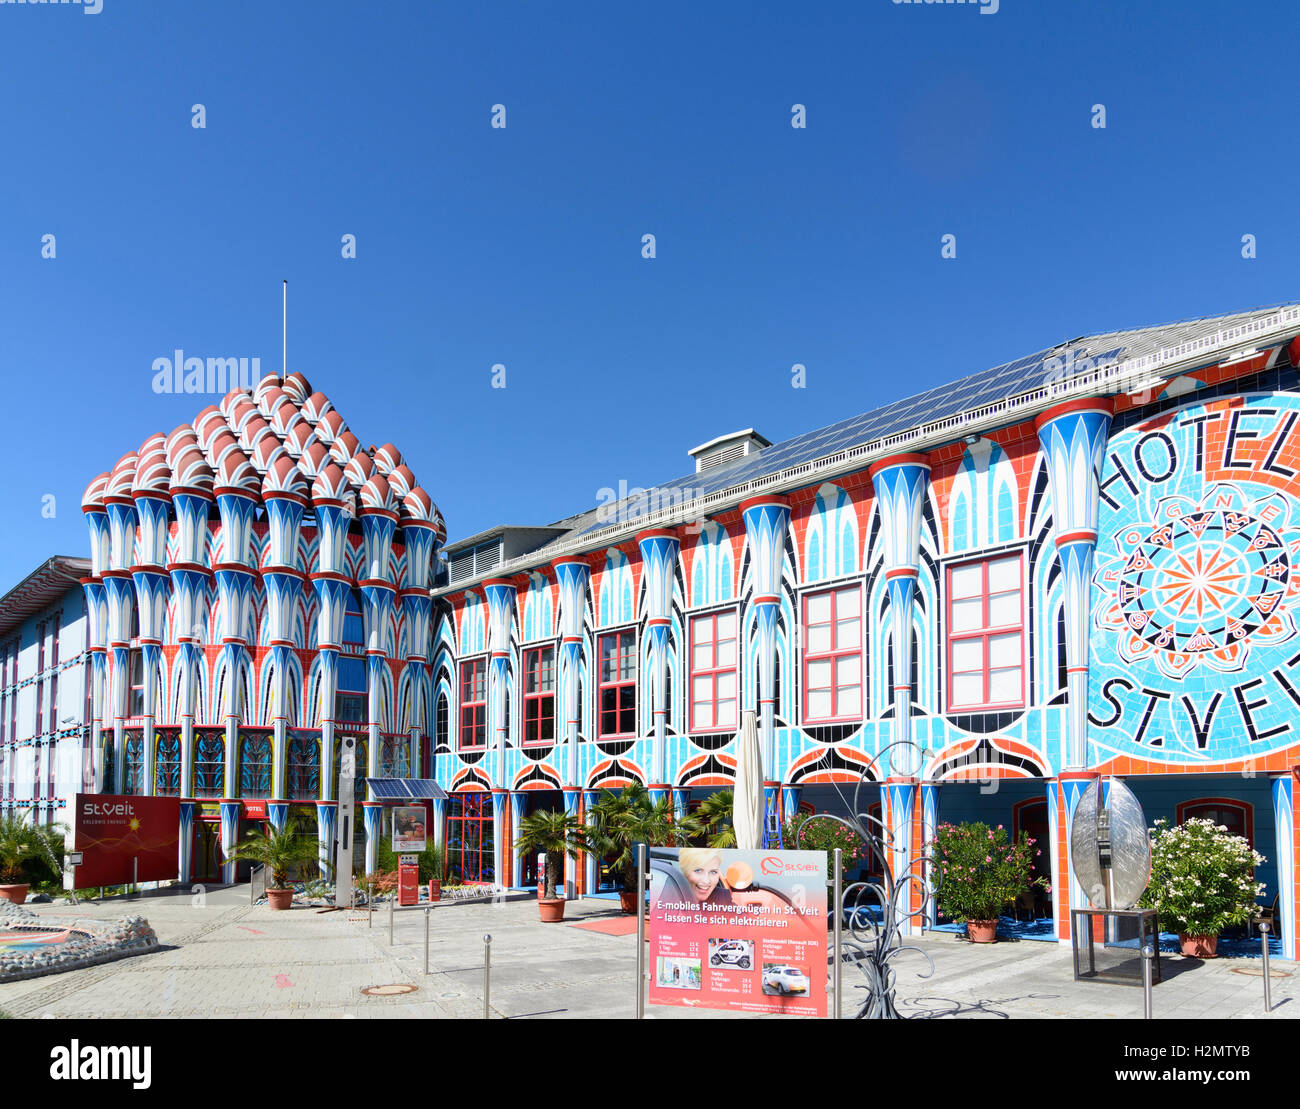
[
  {"xmin": 635, "ymin": 843, "xmax": 647, "ymax": 1020},
  {"xmin": 1141, "ymin": 943, "xmax": 1154, "ymax": 1019},
  {"xmin": 132, "ymin": 856, "xmax": 138, "ymax": 899},
  {"xmin": 833, "ymin": 848, "xmax": 843, "ymax": 1021},
  {"xmin": 1260, "ymin": 922, "xmax": 1272, "ymax": 1013},
  {"xmin": 424, "ymin": 908, "xmax": 431, "ymax": 975},
  {"xmin": 483, "ymin": 934, "xmax": 493, "ymax": 1019},
  {"xmin": 367, "ymin": 883, "xmax": 373, "ymax": 928},
  {"xmin": 389, "ymin": 890, "xmax": 395, "ymax": 945}
]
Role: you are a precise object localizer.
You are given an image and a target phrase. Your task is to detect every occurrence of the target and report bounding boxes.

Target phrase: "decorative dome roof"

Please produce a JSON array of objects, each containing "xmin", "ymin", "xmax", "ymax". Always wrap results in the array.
[
  {"xmin": 302, "ymin": 391, "xmax": 333, "ymax": 426},
  {"xmin": 251, "ymin": 435, "xmax": 288, "ymax": 475},
  {"xmin": 238, "ymin": 415, "xmax": 275, "ymax": 455},
  {"xmin": 194, "ymin": 406, "xmax": 228, "ymax": 452},
  {"xmin": 105, "ymin": 452, "xmax": 138, "ymax": 501},
  {"xmin": 388, "ymin": 464, "xmax": 416, "ymax": 499},
  {"xmin": 329, "ymin": 430, "xmax": 360, "ymax": 466},
  {"xmin": 205, "ymin": 431, "xmax": 242, "ymax": 473},
  {"xmin": 132, "ymin": 449, "xmax": 172, "ymax": 498},
  {"xmin": 284, "ymin": 420, "xmax": 316, "ymax": 459},
  {"xmin": 263, "ymin": 453, "xmax": 310, "ymax": 500},
  {"xmin": 281, "ymin": 371, "xmax": 312, "ymax": 405},
  {"xmin": 342, "ymin": 451, "xmax": 374, "ymax": 488},
  {"xmin": 373, "ymin": 443, "xmax": 402, "ymax": 475},
  {"xmin": 359, "ymin": 473, "xmax": 394, "ymax": 513},
  {"xmin": 81, "ymin": 472, "xmax": 110, "ymax": 513},
  {"xmin": 311, "ymin": 462, "xmax": 350, "ymax": 504},
  {"xmin": 298, "ymin": 440, "xmax": 330, "ymax": 478},
  {"xmin": 270, "ymin": 398, "xmax": 304, "ymax": 439},
  {"xmin": 256, "ymin": 385, "xmax": 288, "ymax": 420},
  {"xmin": 216, "ymin": 449, "xmax": 259, "ymax": 493},
  {"xmin": 169, "ymin": 448, "xmax": 214, "ymax": 494},
  {"xmin": 315, "ymin": 409, "xmax": 347, "ymax": 444},
  {"xmin": 165, "ymin": 425, "xmax": 199, "ymax": 466},
  {"xmin": 253, "ymin": 372, "xmax": 282, "ymax": 409}
]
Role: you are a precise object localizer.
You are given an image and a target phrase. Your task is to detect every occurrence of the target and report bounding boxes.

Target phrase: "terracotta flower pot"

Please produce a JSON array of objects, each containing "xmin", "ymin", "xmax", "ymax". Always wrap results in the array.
[
  {"xmin": 538, "ymin": 897, "xmax": 566, "ymax": 923},
  {"xmin": 967, "ymin": 919, "xmax": 998, "ymax": 944},
  {"xmin": 1179, "ymin": 933, "xmax": 1218, "ymax": 958},
  {"xmin": 266, "ymin": 887, "xmax": 294, "ymax": 911},
  {"xmin": 0, "ymin": 883, "xmax": 29, "ymax": 905},
  {"xmin": 619, "ymin": 890, "xmax": 640, "ymax": 915}
]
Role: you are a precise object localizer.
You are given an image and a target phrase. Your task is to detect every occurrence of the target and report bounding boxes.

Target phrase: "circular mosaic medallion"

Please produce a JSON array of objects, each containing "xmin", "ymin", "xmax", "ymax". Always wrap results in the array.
[
  {"xmin": 1097, "ymin": 488, "xmax": 1300, "ymax": 679},
  {"xmin": 361, "ymin": 983, "xmax": 418, "ymax": 996}
]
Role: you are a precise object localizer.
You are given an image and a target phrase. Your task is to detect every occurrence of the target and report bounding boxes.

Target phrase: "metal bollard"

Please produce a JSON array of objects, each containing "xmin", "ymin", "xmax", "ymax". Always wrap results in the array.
[
  {"xmin": 1260, "ymin": 922, "xmax": 1272, "ymax": 1013},
  {"xmin": 367, "ymin": 883, "xmax": 373, "ymax": 928},
  {"xmin": 389, "ymin": 892, "xmax": 395, "ymax": 945},
  {"xmin": 424, "ymin": 908, "xmax": 431, "ymax": 975},
  {"xmin": 483, "ymin": 934, "xmax": 493, "ymax": 1019},
  {"xmin": 1141, "ymin": 944, "xmax": 1154, "ymax": 1019}
]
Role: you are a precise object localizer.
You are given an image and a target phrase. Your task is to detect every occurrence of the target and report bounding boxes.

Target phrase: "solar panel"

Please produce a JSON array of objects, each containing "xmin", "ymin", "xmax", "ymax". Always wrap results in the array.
[{"xmin": 365, "ymin": 778, "xmax": 448, "ymax": 800}]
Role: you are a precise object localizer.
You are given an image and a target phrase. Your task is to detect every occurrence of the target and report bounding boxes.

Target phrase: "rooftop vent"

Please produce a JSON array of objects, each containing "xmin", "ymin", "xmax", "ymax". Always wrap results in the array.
[{"xmin": 687, "ymin": 429, "xmax": 771, "ymax": 474}]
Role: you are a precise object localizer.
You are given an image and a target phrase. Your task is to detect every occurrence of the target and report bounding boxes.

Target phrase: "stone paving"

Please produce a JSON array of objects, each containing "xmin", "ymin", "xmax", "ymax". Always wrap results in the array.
[{"xmin": 0, "ymin": 885, "xmax": 1293, "ymax": 1020}]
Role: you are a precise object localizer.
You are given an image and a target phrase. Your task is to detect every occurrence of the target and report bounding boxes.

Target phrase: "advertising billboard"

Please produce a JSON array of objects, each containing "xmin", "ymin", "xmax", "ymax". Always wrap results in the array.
[
  {"xmin": 647, "ymin": 847, "xmax": 828, "ymax": 1016},
  {"xmin": 391, "ymin": 805, "xmax": 428, "ymax": 853},
  {"xmin": 72, "ymin": 794, "xmax": 180, "ymax": 887}
]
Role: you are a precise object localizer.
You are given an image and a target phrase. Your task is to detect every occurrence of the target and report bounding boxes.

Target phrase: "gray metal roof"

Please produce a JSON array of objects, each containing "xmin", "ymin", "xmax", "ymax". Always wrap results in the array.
[{"xmin": 434, "ymin": 301, "xmax": 1300, "ymax": 594}]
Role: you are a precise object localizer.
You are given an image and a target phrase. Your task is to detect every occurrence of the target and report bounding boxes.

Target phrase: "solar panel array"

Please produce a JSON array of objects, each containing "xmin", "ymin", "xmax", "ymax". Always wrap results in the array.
[
  {"xmin": 560, "ymin": 304, "xmax": 1297, "ymax": 541},
  {"xmin": 365, "ymin": 778, "xmax": 448, "ymax": 800}
]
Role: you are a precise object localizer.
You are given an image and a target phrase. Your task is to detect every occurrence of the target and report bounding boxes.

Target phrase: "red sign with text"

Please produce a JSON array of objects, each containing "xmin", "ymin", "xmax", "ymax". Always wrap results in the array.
[
  {"xmin": 72, "ymin": 794, "xmax": 180, "ymax": 887},
  {"xmin": 398, "ymin": 854, "xmax": 420, "ymax": 906}
]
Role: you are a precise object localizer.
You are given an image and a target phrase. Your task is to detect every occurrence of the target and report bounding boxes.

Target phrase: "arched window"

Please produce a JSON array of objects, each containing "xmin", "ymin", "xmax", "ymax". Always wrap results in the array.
[
  {"xmin": 195, "ymin": 731, "xmax": 224, "ymax": 797},
  {"xmin": 1177, "ymin": 799, "xmax": 1253, "ymax": 845},
  {"xmin": 288, "ymin": 733, "xmax": 320, "ymax": 800},
  {"xmin": 435, "ymin": 691, "xmax": 449, "ymax": 750},
  {"xmin": 239, "ymin": 731, "xmax": 272, "ymax": 798}
]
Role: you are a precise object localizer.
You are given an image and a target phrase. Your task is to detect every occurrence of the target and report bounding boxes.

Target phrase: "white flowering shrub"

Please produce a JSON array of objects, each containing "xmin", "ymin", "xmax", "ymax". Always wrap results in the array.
[{"xmin": 1138, "ymin": 817, "xmax": 1265, "ymax": 937}]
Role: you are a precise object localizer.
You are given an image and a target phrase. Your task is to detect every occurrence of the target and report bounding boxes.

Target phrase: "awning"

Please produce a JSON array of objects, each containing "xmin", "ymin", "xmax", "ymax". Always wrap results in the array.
[{"xmin": 365, "ymin": 778, "xmax": 449, "ymax": 801}]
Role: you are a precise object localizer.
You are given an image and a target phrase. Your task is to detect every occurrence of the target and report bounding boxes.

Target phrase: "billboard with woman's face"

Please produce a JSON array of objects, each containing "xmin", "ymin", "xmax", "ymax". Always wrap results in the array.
[{"xmin": 391, "ymin": 806, "xmax": 427, "ymax": 853}]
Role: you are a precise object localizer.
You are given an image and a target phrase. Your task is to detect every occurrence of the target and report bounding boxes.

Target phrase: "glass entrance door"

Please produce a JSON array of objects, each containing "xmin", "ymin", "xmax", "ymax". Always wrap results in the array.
[{"xmin": 447, "ymin": 793, "xmax": 494, "ymax": 884}]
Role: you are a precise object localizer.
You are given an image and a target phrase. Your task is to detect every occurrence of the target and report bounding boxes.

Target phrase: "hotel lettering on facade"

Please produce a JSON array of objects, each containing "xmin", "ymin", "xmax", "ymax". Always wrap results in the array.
[{"xmin": 0, "ymin": 304, "xmax": 1296, "ymax": 955}]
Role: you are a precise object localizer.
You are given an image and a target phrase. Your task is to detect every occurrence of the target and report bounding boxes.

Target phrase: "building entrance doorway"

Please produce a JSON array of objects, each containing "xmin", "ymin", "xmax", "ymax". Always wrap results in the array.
[
  {"xmin": 193, "ymin": 820, "xmax": 223, "ymax": 884},
  {"xmin": 446, "ymin": 793, "xmax": 494, "ymax": 884},
  {"xmin": 1015, "ymin": 799, "xmax": 1052, "ymax": 919},
  {"xmin": 518, "ymin": 790, "xmax": 563, "ymax": 887}
]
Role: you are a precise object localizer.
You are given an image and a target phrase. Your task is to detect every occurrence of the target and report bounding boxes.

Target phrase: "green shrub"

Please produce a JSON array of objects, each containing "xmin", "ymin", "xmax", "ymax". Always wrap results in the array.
[
  {"xmin": 931, "ymin": 821, "xmax": 1041, "ymax": 923},
  {"xmin": 1138, "ymin": 818, "xmax": 1264, "ymax": 937}
]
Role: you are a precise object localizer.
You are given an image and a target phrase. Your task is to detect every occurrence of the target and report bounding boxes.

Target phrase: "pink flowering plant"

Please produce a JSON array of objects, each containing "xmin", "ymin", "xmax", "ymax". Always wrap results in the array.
[
  {"xmin": 930, "ymin": 821, "xmax": 1043, "ymax": 923},
  {"xmin": 1137, "ymin": 818, "xmax": 1265, "ymax": 937},
  {"xmin": 783, "ymin": 813, "xmax": 871, "ymax": 875}
]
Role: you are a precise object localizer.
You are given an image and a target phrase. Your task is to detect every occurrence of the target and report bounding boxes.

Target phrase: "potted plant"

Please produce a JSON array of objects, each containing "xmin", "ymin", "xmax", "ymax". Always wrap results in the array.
[
  {"xmin": 586, "ymin": 783, "xmax": 702, "ymax": 913},
  {"xmin": 782, "ymin": 811, "xmax": 872, "ymax": 877},
  {"xmin": 514, "ymin": 809, "xmax": 590, "ymax": 922},
  {"xmin": 223, "ymin": 818, "xmax": 320, "ymax": 910},
  {"xmin": 1139, "ymin": 817, "xmax": 1265, "ymax": 958},
  {"xmin": 0, "ymin": 812, "xmax": 42, "ymax": 904},
  {"xmin": 930, "ymin": 821, "xmax": 1043, "ymax": 943}
]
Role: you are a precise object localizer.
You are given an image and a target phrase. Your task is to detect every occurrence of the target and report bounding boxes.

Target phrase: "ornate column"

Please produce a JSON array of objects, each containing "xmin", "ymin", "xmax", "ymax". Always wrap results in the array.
[
  {"xmin": 131, "ymin": 441, "xmax": 172, "ymax": 800},
  {"xmin": 219, "ymin": 798, "xmax": 241, "ymax": 884},
  {"xmin": 1271, "ymin": 772, "xmax": 1296, "ymax": 961},
  {"xmin": 637, "ymin": 529, "xmax": 680, "ymax": 796},
  {"xmin": 102, "ymin": 571, "xmax": 134, "ymax": 795},
  {"xmin": 869, "ymin": 455, "xmax": 930, "ymax": 934},
  {"xmin": 740, "ymin": 496, "xmax": 791, "ymax": 843},
  {"xmin": 359, "ymin": 474, "xmax": 399, "ymax": 876},
  {"xmin": 483, "ymin": 577, "xmax": 518, "ymax": 885},
  {"xmin": 510, "ymin": 791, "xmax": 527, "ymax": 888},
  {"xmin": 178, "ymin": 800, "xmax": 195, "ymax": 884},
  {"xmin": 919, "ymin": 781, "xmax": 940, "ymax": 928},
  {"xmin": 1034, "ymin": 399, "xmax": 1113, "ymax": 770},
  {"xmin": 553, "ymin": 559, "xmax": 591, "ymax": 793},
  {"xmin": 398, "ymin": 487, "xmax": 443, "ymax": 785},
  {"xmin": 131, "ymin": 568, "xmax": 169, "ymax": 797},
  {"xmin": 80, "ymin": 476, "xmax": 112, "ymax": 792},
  {"xmin": 583, "ymin": 787, "xmax": 599, "ymax": 894},
  {"xmin": 563, "ymin": 786, "xmax": 581, "ymax": 899}
]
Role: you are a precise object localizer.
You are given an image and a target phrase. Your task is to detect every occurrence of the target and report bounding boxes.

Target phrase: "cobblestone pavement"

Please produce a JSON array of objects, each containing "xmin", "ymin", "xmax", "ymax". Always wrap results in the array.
[{"xmin": 0, "ymin": 887, "xmax": 1294, "ymax": 1020}]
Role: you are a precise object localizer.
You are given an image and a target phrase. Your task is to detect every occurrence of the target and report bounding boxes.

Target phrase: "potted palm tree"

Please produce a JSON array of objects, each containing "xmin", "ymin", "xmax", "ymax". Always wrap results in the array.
[
  {"xmin": 696, "ymin": 789, "xmax": 737, "ymax": 848},
  {"xmin": 223, "ymin": 818, "xmax": 320, "ymax": 910},
  {"xmin": 586, "ymin": 783, "xmax": 702, "ymax": 913},
  {"xmin": 0, "ymin": 812, "xmax": 41, "ymax": 904},
  {"xmin": 514, "ymin": 809, "xmax": 590, "ymax": 922}
]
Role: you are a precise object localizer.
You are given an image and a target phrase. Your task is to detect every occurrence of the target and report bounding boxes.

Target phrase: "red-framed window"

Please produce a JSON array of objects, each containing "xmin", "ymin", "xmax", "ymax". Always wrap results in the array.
[
  {"xmin": 598, "ymin": 629, "xmax": 637, "ymax": 738},
  {"xmin": 801, "ymin": 585, "xmax": 863, "ymax": 723},
  {"xmin": 459, "ymin": 657, "xmax": 487, "ymax": 749},
  {"xmin": 523, "ymin": 645, "xmax": 556, "ymax": 745},
  {"xmin": 690, "ymin": 609, "xmax": 738, "ymax": 732},
  {"xmin": 1177, "ymin": 799, "xmax": 1254, "ymax": 846},
  {"xmin": 128, "ymin": 649, "xmax": 145, "ymax": 718},
  {"xmin": 946, "ymin": 553, "xmax": 1025, "ymax": 712}
]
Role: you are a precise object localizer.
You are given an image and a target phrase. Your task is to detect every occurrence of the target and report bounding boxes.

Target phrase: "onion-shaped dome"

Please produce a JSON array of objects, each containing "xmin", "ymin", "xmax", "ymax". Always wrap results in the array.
[
  {"xmin": 262, "ymin": 454, "xmax": 310, "ymax": 501},
  {"xmin": 137, "ymin": 432, "xmax": 166, "ymax": 458},
  {"xmin": 359, "ymin": 473, "xmax": 394, "ymax": 513},
  {"xmin": 387, "ymin": 463, "xmax": 416, "ymax": 499},
  {"xmin": 238, "ymin": 415, "xmax": 275, "ymax": 455},
  {"xmin": 105, "ymin": 452, "xmax": 138, "ymax": 501},
  {"xmin": 311, "ymin": 462, "xmax": 350, "ymax": 504},
  {"xmin": 256, "ymin": 385, "xmax": 288, "ymax": 420},
  {"xmin": 281, "ymin": 371, "xmax": 312, "ymax": 405},
  {"xmin": 399, "ymin": 486, "xmax": 436, "ymax": 524},
  {"xmin": 132, "ymin": 449, "xmax": 172, "ymax": 499},
  {"xmin": 227, "ymin": 395, "xmax": 260, "ymax": 434},
  {"xmin": 329, "ymin": 429, "xmax": 360, "ymax": 465},
  {"xmin": 284, "ymin": 420, "xmax": 316, "ymax": 459},
  {"xmin": 205, "ymin": 431, "xmax": 243, "ymax": 474},
  {"xmin": 373, "ymin": 443, "xmax": 402, "ymax": 475},
  {"xmin": 342, "ymin": 451, "xmax": 374, "ymax": 489},
  {"xmin": 270, "ymin": 398, "xmax": 304, "ymax": 439},
  {"xmin": 298, "ymin": 440, "xmax": 330, "ymax": 479},
  {"xmin": 165, "ymin": 424, "xmax": 199, "ymax": 466},
  {"xmin": 315, "ymin": 409, "xmax": 347, "ymax": 445},
  {"xmin": 81, "ymin": 472, "xmax": 110, "ymax": 513},
  {"xmin": 251, "ymin": 435, "xmax": 288, "ymax": 475},
  {"xmin": 218, "ymin": 390, "xmax": 255, "ymax": 427},
  {"xmin": 169, "ymin": 447, "xmax": 214, "ymax": 495},
  {"xmin": 301, "ymin": 391, "xmax": 334, "ymax": 426},
  {"xmin": 193, "ymin": 406, "xmax": 228, "ymax": 452},
  {"xmin": 253, "ymin": 372, "xmax": 282, "ymax": 408},
  {"xmin": 216, "ymin": 448, "xmax": 259, "ymax": 493}
]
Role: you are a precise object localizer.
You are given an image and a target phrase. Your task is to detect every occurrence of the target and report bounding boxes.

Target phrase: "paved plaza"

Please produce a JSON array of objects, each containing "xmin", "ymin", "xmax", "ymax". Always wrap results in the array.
[{"xmin": 0, "ymin": 887, "xmax": 1293, "ymax": 1020}]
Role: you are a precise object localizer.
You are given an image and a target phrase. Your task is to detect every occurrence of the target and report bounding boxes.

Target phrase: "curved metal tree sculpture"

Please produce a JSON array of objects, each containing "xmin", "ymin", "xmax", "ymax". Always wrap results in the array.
[{"xmin": 791, "ymin": 741, "xmax": 938, "ymax": 1019}]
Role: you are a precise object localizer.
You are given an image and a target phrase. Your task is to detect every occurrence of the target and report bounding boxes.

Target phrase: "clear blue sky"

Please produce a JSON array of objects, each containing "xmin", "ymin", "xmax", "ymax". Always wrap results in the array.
[{"xmin": 2, "ymin": 0, "xmax": 1298, "ymax": 591}]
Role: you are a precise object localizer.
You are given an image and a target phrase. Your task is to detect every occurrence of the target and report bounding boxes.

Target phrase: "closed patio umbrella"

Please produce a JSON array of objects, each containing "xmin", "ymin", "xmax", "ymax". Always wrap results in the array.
[{"xmin": 732, "ymin": 708, "xmax": 763, "ymax": 851}]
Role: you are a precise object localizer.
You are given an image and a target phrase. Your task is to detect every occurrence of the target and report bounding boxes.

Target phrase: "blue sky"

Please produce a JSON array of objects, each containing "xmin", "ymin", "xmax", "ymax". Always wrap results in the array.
[{"xmin": 1, "ymin": 0, "xmax": 1298, "ymax": 590}]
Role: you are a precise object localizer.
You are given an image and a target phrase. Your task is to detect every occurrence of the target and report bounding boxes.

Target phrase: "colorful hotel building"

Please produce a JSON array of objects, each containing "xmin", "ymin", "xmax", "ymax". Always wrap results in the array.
[{"xmin": 1, "ymin": 303, "xmax": 1297, "ymax": 955}]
